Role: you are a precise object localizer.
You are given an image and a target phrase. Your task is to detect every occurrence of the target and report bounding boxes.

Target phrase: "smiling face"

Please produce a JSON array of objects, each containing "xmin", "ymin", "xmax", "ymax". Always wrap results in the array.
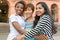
[
  {"xmin": 25, "ymin": 7, "xmax": 33, "ymax": 17},
  {"xmin": 24, "ymin": 3, "xmax": 34, "ymax": 18},
  {"xmin": 36, "ymin": 4, "xmax": 45, "ymax": 16},
  {"xmin": 15, "ymin": 3, "xmax": 24, "ymax": 15}
]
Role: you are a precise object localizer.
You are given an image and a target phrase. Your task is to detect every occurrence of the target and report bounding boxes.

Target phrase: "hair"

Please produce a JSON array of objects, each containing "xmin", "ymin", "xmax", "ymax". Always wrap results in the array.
[
  {"xmin": 33, "ymin": 2, "xmax": 57, "ymax": 34},
  {"xmin": 25, "ymin": 3, "xmax": 35, "ymax": 20},
  {"xmin": 15, "ymin": 1, "xmax": 26, "ymax": 16},
  {"xmin": 51, "ymin": 4, "xmax": 58, "ymax": 16},
  {"xmin": 25, "ymin": 3, "xmax": 34, "ymax": 12},
  {"xmin": 51, "ymin": 4, "xmax": 57, "ymax": 9}
]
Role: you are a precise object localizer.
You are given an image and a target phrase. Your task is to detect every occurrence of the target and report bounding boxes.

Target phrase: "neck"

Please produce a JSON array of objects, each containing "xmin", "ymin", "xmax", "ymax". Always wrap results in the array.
[
  {"xmin": 16, "ymin": 12, "xmax": 23, "ymax": 16},
  {"xmin": 26, "ymin": 16, "xmax": 33, "ymax": 22}
]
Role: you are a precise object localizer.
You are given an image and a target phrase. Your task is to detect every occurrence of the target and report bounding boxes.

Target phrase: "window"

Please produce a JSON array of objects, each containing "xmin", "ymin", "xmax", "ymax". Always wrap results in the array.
[{"xmin": 0, "ymin": 0, "xmax": 9, "ymax": 23}]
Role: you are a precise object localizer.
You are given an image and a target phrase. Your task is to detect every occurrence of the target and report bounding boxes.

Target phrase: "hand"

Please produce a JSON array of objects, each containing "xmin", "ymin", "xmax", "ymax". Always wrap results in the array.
[
  {"xmin": 13, "ymin": 35, "xmax": 25, "ymax": 40},
  {"xmin": 13, "ymin": 36, "xmax": 21, "ymax": 40}
]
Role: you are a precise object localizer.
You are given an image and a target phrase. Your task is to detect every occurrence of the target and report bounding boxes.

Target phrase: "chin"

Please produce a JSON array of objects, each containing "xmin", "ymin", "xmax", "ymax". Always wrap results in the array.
[
  {"xmin": 37, "ymin": 14, "xmax": 40, "ymax": 16},
  {"xmin": 17, "ymin": 13, "xmax": 20, "ymax": 14}
]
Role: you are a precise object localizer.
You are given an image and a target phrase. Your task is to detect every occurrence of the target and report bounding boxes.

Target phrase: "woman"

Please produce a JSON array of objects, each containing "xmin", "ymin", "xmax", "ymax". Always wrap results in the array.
[
  {"xmin": 24, "ymin": 3, "xmax": 35, "ymax": 32},
  {"xmin": 14, "ymin": 2, "xmax": 57, "ymax": 40},
  {"xmin": 24, "ymin": 3, "xmax": 36, "ymax": 40},
  {"xmin": 7, "ymin": 1, "xmax": 26, "ymax": 40}
]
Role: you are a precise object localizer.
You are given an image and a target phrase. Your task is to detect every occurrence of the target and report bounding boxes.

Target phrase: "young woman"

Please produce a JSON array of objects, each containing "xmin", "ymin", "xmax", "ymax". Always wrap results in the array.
[
  {"xmin": 7, "ymin": 1, "xmax": 26, "ymax": 40},
  {"xmin": 24, "ymin": 3, "xmax": 36, "ymax": 40},
  {"xmin": 14, "ymin": 2, "xmax": 57, "ymax": 40},
  {"xmin": 24, "ymin": 3, "xmax": 35, "ymax": 32}
]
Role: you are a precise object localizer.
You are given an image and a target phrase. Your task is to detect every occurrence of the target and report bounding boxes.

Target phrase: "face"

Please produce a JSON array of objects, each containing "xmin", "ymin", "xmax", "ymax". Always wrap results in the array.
[
  {"xmin": 15, "ymin": 3, "xmax": 24, "ymax": 15},
  {"xmin": 36, "ymin": 4, "xmax": 45, "ymax": 16},
  {"xmin": 25, "ymin": 7, "xmax": 33, "ymax": 17}
]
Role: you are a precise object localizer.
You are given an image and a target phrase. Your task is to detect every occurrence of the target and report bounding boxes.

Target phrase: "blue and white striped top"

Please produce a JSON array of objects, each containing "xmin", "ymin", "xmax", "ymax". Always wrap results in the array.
[{"xmin": 25, "ymin": 21, "xmax": 33, "ymax": 32}]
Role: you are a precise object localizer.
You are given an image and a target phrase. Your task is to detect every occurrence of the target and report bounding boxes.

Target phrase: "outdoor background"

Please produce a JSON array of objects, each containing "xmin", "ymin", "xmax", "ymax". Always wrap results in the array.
[{"xmin": 0, "ymin": 0, "xmax": 60, "ymax": 40}]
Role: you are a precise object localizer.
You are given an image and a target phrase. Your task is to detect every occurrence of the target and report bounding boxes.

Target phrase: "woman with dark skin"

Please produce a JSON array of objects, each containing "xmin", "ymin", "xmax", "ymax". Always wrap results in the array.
[
  {"xmin": 14, "ymin": 2, "xmax": 57, "ymax": 40},
  {"xmin": 7, "ymin": 1, "xmax": 26, "ymax": 40}
]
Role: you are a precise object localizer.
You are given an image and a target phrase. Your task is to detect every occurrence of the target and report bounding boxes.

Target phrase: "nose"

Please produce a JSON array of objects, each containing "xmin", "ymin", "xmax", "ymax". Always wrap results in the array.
[
  {"xmin": 18, "ymin": 8, "xmax": 22, "ymax": 11},
  {"xmin": 36, "ymin": 9, "xmax": 40, "ymax": 11},
  {"xmin": 36, "ymin": 10, "xmax": 40, "ymax": 12},
  {"xmin": 18, "ymin": 8, "xmax": 21, "ymax": 10}
]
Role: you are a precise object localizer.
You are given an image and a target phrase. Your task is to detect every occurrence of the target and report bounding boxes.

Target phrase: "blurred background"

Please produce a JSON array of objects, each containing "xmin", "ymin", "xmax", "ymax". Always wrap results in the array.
[{"xmin": 0, "ymin": 0, "xmax": 60, "ymax": 40}]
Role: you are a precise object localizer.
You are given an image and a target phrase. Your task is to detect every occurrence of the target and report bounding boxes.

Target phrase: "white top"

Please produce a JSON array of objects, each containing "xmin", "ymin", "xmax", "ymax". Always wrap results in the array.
[{"xmin": 7, "ymin": 14, "xmax": 25, "ymax": 40}]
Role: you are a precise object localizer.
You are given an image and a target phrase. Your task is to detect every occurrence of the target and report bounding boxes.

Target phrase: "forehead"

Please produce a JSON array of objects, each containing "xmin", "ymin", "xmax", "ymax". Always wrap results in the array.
[
  {"xmin": 16, "ymin": 3, "xmax": 24, "ymax": 7},
  {"xmin": 36, "ymin": 4, "xmax": 43, "ymax": 7},
  {"xmin": 26, "ymin": 7, "xmax": 32, "ymax": 10},
  {"xmin": 27, "ymin": 7, "xmax": 32, "ymax": 9}
]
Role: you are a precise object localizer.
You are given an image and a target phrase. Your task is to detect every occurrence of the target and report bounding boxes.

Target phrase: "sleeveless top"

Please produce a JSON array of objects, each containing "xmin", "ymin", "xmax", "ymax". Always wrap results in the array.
[{"xmin": 25, "ymin": 21, "xmax": 34, "ymax": 32}]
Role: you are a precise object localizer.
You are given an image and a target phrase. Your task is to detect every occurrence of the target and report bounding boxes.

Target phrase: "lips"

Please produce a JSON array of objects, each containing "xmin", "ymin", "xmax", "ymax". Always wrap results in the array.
[
  {"xmin": 36, "ymin": 11, "xmax": 41, "ymax": 14},
  {"xmin": 17, "ymin": 10, "xmax": 22, "ymax": 13}
]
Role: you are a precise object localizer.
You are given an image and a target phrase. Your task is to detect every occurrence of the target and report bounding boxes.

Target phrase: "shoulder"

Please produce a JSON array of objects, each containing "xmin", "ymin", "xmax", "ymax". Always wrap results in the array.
[
  {"xmin": 42, "ymin": 15, "xmax": 50, "ymax": 18},
  {"xmin": 41, "ymin": 15, "xmax": 51, "ymax": 20},
  {"xmin": 9, "ymin": 14, "xmax": 17, "ymax": 19},
  {"xmin": 39, "ymin": 15, "xmax": 51, "ymax": 22},
  {"xmin": 9, "ymin": 14, "xmax": 18, "ymax": 22}
]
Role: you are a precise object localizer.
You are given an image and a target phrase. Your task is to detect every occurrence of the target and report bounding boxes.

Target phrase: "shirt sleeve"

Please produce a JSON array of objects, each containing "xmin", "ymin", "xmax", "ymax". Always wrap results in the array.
[
  {"xmin": 25, "ymin": 15, "xmax": 51, "ymax": 38},
  {"xmin": 9, "ymin": 16, "xmax": 18, "ymax": 23}
]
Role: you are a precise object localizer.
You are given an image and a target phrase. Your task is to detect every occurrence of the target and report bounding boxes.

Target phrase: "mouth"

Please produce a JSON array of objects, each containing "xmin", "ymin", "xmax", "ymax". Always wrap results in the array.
[
  {"xmin": 17, "ymin": 10, "xmax": 22, "ymax": 13},
  {"xmin": 36, "ymin": 11, "xmax": 41, "ymax": 14}
]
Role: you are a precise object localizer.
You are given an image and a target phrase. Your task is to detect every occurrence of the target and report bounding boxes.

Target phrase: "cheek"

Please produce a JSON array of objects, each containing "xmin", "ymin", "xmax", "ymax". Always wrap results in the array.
[
  {"xmin": 15, "ymin": 8, "xmax": 17, "ymax": 11},
  {"xmin": 29, "ymin": 11, "xmax": 32, "ymax": 14},
  {"xmin": 28, "ymin": 10, "xmax": 32, "ymax": 14},
  {"xmin": 36, "ymin": 10, "xmax": 45, "ymax": 16},
  {"xmin": 41, "ymin": 9, "xmax": 45, "ymax": 14},
  {"xmin": 15, "ymin": 8, "xmax": 18, "ymax": 12},
  {"xmin": 21, "ymin": 9, "xmax": 23, "ymax": 11},
  {"xmin": 15, "ymin": 9, "xmax": 18, "ymax": 12}
]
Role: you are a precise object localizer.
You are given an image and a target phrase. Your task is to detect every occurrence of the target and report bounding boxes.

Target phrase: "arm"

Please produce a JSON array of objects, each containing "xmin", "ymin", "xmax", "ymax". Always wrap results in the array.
[
  {"xmin": 12, "ymin": 22, "xmax": 26, "ymax": 34},
  {"xmin": 13, "ymin": 15, "xmax": 52, "ymax": 40},
  {"xmin": 25, "ymin": 15, "xmax": 51, "ymax": 38},
  {"xmin": 9, "ymin": 16, "xmax": 26, "ymax": 34}
]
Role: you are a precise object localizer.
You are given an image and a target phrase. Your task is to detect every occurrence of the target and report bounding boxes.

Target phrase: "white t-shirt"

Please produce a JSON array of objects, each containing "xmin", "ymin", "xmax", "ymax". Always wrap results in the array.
[{"xmin": 7, "ymin": 14, "xmax": 25, "ymax": 40}]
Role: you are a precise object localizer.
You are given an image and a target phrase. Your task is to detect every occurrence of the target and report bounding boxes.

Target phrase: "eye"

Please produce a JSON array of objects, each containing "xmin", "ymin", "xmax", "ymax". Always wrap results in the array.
[
  {"xmin": 16, "ymin": 6, "xmax": 23, "ymax": 9},
  {"xmin": 21, "ymin": 7, "xmax": 23, "ymax": 9},
  {"xmin": 16, "ymin": 6, "xmax": 19, "ymax": 8},
  {"xmin": 39, "ymin": 7, "xmax": 41, "ymax": 9}
]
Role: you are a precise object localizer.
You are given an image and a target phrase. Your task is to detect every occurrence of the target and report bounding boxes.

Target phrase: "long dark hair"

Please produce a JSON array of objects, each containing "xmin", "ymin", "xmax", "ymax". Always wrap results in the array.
[{"xmin": 33, "ymin": 2, "xmax": 57, "ymax": 34}]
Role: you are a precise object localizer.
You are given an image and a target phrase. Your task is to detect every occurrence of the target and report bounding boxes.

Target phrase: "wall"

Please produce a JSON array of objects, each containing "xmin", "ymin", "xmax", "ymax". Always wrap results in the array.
[{"xmin": 6, "ymin": 0, "xmax": 60, "ymax": 23}]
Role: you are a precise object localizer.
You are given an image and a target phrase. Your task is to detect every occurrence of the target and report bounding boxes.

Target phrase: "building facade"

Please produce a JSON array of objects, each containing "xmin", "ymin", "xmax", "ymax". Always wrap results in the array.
[{"xmin": 0, "ymin": 0, "xmax": 60, "ymax": 24}]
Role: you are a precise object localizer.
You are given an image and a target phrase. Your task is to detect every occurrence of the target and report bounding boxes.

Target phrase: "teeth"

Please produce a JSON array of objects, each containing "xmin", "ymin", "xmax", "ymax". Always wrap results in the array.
[{"xmin": 18, "ymin": 11, "xmax": 20, "ymax": 12}]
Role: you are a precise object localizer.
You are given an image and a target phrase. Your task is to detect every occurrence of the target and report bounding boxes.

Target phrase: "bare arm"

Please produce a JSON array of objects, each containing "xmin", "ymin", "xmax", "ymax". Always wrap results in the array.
[
  {"xmin": 12, "ymin": 21, "xmax": 26, "ymax": 34},
  {"xmin": 25, "ymin": 15, "xmax": 52, "ymax": 38}
]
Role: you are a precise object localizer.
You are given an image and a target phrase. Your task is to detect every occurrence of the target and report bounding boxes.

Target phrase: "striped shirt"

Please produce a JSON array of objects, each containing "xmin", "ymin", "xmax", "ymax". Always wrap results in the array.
[
  {"xmin": 25, "ymin": 21, "xmax": 33, "ymax": 32},
  {"xmin": 25, "ymin": 15, "xmax": 54, "ymax": 40}
]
